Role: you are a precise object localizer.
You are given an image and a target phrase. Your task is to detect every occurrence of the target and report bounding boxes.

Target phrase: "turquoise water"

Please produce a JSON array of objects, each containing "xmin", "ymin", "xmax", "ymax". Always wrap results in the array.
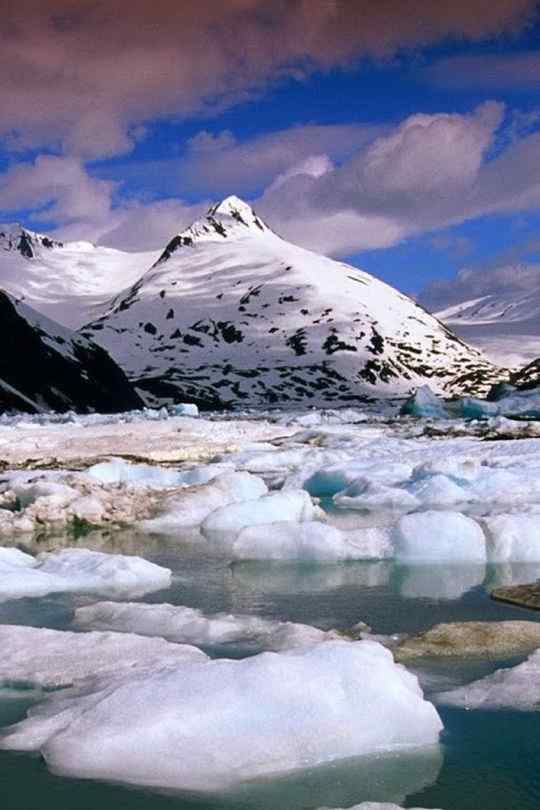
[{"xmin": 1, "ymin": 534, "xmax": 540, "ymax": 809}]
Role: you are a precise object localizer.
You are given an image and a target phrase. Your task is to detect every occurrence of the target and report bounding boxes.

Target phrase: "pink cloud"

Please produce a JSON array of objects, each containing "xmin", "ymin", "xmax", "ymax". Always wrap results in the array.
[{"xmin": 0, "ymin": 0, "xmax": 535, "ymax": 157}]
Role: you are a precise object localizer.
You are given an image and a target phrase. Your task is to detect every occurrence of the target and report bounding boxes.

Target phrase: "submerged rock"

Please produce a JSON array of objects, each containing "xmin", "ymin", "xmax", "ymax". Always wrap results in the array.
[
  {"xmin": 394, "ymin": 621, "xmax": 540, "ymax": 660},
  {"xmin": 490, "ymin": 581, "xmax": 540, "ymax": 610}
]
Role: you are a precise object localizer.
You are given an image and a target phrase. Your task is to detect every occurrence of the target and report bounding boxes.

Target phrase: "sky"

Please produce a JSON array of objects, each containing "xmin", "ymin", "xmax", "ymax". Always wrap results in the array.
[{"xmin": 1, "ymin": 0, "xmax": 540, "ymax": 307}]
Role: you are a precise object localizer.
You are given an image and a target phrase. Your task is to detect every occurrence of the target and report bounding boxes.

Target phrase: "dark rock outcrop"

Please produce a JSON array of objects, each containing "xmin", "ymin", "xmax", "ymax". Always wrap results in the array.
[{"xmin": 0, "ymin": 291, "xmax": 143, "ymax": 414}]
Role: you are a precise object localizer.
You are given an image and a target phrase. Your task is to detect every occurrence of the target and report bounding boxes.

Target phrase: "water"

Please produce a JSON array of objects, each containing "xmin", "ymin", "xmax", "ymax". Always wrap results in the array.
[{"xmin": 1, "ymin": 532, "xmax": 540, "ymax": 809}]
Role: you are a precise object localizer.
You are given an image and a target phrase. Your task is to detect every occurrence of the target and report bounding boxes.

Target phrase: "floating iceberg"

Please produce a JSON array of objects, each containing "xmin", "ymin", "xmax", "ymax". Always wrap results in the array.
[
  {"xmin": 168, "ymin": 403, "xmax": 199, "ymax": 417},
  {"xmin": 87, "ymin": 457, "xmax": 235, "ymax": 489},
  {"xmin": 401, "ymin": 386, "xmax": 451, "ymax": 419},
  {"xmin": 484, "ymin": 512, "xmax": 540, "ymax": 562},
  {"xmin": 230, "ymin": 521, "xmax": 391, "ymax": 561},
  {"xmin": 401, "ymin": 383, "xmax": 540, "ymax": 421},
  {"xmin": 0, "ymin": 547, "xmax": 171, "ymax": 601},
  {"xmin": 393, "ymin": 511, "xmax": 486, "ymax": 563},
  {"xmin": 74, "ymin": 600, "xmax": 339, "ymax": 652},
  {"xmin": 319, "ymin": 804, "xmax": 443, "ymax": 809},
  {"xmin": 201, "ymin": 489, "xmax": 317, "ymax": 537},
  {"xmin": 1, "ymin": 641, "xmax": 443, "ymax": 791},
  {"xmin": 437, "ymin": 649, "xmax": 540, "ymax": 711},
  {"xmin": 141, "ymin": 470, "xmax": 267, "ymax": 532},
  {"xmin": 0, "ymin": 624, "xmax": 206, "ymax": 688}
]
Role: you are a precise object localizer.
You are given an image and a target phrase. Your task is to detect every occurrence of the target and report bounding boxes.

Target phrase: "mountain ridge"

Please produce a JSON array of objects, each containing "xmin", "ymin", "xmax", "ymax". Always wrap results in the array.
[{"xmin": 80, "ymin": 196, "xmax": 506, "ymax": 408}]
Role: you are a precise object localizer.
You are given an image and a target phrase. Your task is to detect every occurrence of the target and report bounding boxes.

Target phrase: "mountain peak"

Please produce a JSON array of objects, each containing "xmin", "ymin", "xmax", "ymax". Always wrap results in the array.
[
  {"xmin": 155, "ymin": 195, "xmax": 269, "ymax": 265},
  {"xmin": 209, "ymin": 195, "xmax": 259, "ymax": 219},
  {"xmin": 0, "ymin": 224, "xmax": 63, "ymax": 259}
]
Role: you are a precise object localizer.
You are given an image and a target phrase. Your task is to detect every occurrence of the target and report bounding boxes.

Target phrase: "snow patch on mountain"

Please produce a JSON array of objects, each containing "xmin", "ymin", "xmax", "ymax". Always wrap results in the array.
[
  {"xmin": 82, "ymin": 197, "xmax": 504, "ymax": 408},
  {"xmin": 0, "ymin": 224, "xmax": 157, "ymax": 328}
]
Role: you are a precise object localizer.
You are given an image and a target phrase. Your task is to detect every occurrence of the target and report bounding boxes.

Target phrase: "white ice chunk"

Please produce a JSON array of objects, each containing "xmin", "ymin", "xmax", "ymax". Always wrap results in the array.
[
  {"xmin": 299, "ymin": 461, "xmax": 412, "ymax": 498},
  {"xmin": 36, "ymin": 548, "xmax": 172, "ymax": 598},
  {"xmin": 87, "ymin": 458, "xmax": 235, "ymax": 489},
  {"xmin": 0, "ymin": 546, "xmax": 171, "ymax": 601},
  {"xmin": 319, "ymin": 804, "xmax": 443, "ymax": 810},
  {"xmin": 202, "ymin": 489, "xmax": 316, "ymax": 537},
  {"xmin": 230, "ymin": 521, "xmax": 391, "ymax": 561},
  {"xmin": 169, "ymin": 403, "xmax": 199, "ymax": 417},
  {"xmin": 394, "ymin": 511, "xmax": 486, "ymax": 563},
  {"xmin": 335, "ymin": 479, "xmax": 419, "ymax": 511},
  {"xmin": 0, "ymin": 624, "xmax": 207, "ymax": 688},
  {"xmin": 0, "ymin": 547, "xmax": 36, "ymax": 570},
  {"xmin": 484, "ymin": 513, "xmax": 540, "ymax": 562},
  {"xmin": 1, "ymin": 641, "xmax": 443, "ymax": 791},
  {"xmin": 74, "ymin": 601, "xmax": 337, "ymax": 652},
  {"xmin": 406, "ymin": 474, "xmax": 468, "ymax": 508},
  {"xmin": 438, "ymin": 649, "xmax": 540, "ymax": 711},
  {"xmin": 401, "ymin": 385, "xmax": 450, "ymax": 419},
  {"xmin": 141, "ymin": 471, "xmax": 267, "ymax": 532},
  {"xmin": 87, "ymin": 458, "xmax": 185, "ymax": 488}
]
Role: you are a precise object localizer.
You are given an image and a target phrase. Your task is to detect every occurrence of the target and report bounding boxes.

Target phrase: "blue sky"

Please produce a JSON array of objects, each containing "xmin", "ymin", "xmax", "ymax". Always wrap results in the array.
[{"xmin": 1, "ymin": 0, "xmax": 540, "ymax": 304}]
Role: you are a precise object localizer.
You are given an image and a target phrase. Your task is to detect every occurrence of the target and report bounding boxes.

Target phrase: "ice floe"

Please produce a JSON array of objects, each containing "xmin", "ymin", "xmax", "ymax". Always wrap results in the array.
[
  {"xmin": 141, "ymin": 470, "xmax": 267, "ymax": 532},
  {"xmin": 401, "ymin": 383, "xmax": 540, "ymax": 421},
  {"xmin": 319, "ymin": 804, "xmax": 443, "ymax": 809},
  {"xmin": 201, "ymin": 489, "xmax": 319, "ymax": 538},
  {"xmin": 437, "ymin": 649, "xmax": 540, "ymax": 711},
  {"xmin": 483, "ymin": 512, "xmax": 540, "ymax": 562},
  {"xmin": 0, "ymin": 624, "xmax": 206, "ymax": 688},
  {"xmin": 73, "ymin": 600, "xmax": 340, "ymax": 652},
  {"xmin": 0, "ymin": 640, "xmax": 442, "ymax": 791},
  {"xmin": 87, "ymin": 457, "xmax": 234, "ymax": 489},
  {"xmin": 0, "ymin": 547, "xmax": 171, "ymax": 601},
  {"xmin": 230, "ymin": 521, "xmax": 392, "ymax": 561},
  {"xmin": 394, "ymin": 512, "xmax": 486, "ymax": 563}
]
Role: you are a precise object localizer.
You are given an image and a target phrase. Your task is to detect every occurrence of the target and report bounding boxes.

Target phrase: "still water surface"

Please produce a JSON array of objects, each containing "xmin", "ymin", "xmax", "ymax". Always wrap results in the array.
[{"xmin": 1, "ymin": 534, "xmax": 539, "ymax": 810}]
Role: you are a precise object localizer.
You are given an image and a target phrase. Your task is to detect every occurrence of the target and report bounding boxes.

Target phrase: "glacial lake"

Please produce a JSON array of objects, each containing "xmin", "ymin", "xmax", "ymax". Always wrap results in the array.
[{"xmin": 1, "ymin": 532, "xmax": 540, "ymax": 810}]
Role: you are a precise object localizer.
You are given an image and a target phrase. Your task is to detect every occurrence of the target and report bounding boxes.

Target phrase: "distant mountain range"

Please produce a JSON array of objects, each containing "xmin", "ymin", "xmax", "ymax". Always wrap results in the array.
[
  {"xmin": 1, "ymin": 198, "xmax": 536, "ymax": 411},
  {"xmin": 418, "ymin": 265, "xmax": 540, "ymax": 369}
]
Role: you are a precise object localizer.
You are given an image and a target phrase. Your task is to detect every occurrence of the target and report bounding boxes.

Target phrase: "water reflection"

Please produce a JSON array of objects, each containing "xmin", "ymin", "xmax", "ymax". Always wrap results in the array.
[{"xmin": 397, "ymin": 564, "xmax": 487, "ymax": 601}]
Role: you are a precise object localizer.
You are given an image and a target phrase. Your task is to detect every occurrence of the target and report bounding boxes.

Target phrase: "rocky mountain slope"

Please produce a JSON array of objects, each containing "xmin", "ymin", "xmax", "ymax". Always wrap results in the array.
[
  {"xmin": 81, "ymin": 197, "xmax": 504, "ymax": 408},
  {"xmin": 0, "ymin": 291, "xmax": 143, "ymax": 414},
  {"xmin": 0, "ymin": 225, "xmax": 157, "ymax": 328}
]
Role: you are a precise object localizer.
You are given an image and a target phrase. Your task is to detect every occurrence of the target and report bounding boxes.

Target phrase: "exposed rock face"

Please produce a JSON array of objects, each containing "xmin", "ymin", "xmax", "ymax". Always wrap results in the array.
[
  {"xmin": 0, "ymin": 291, "xmax": 143, "ymax": 414},
  {"xmin": 394, "ymin": 621, "xmax": 540, "ymax": 660},
  {"xmin": 82, "ymin": 196, "xmax": 504, "ymax": 409},
  {"xmin": 511, "ymin": 359, "xmax": 540, "ymax": 391}
]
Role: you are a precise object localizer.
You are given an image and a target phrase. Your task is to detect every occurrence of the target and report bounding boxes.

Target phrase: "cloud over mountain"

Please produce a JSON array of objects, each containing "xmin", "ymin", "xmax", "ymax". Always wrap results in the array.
[{"xmin": 0, "ymin": 0, "xmax": 535, "ymax": 157}]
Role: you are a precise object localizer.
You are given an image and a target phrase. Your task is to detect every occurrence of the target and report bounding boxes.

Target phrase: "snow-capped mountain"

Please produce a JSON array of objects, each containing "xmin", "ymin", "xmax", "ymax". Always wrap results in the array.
[
  {"xmin": 0, "ymin": 225, "xmax": 157, "ymax": 328},
  {"xmin": 81, "ymin": 196, "xmax": 504, "ymax": 408},
  {"xmin": 511, "ymin": 358, "xmax": 540, "ymax": 390},
  {"xmin": 0, "ymin": 291, "xmax": 143, "ymax": 414},
  {"xmin": 430, "ymin": 291, "xmax": 540, "ymax": 369}
]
